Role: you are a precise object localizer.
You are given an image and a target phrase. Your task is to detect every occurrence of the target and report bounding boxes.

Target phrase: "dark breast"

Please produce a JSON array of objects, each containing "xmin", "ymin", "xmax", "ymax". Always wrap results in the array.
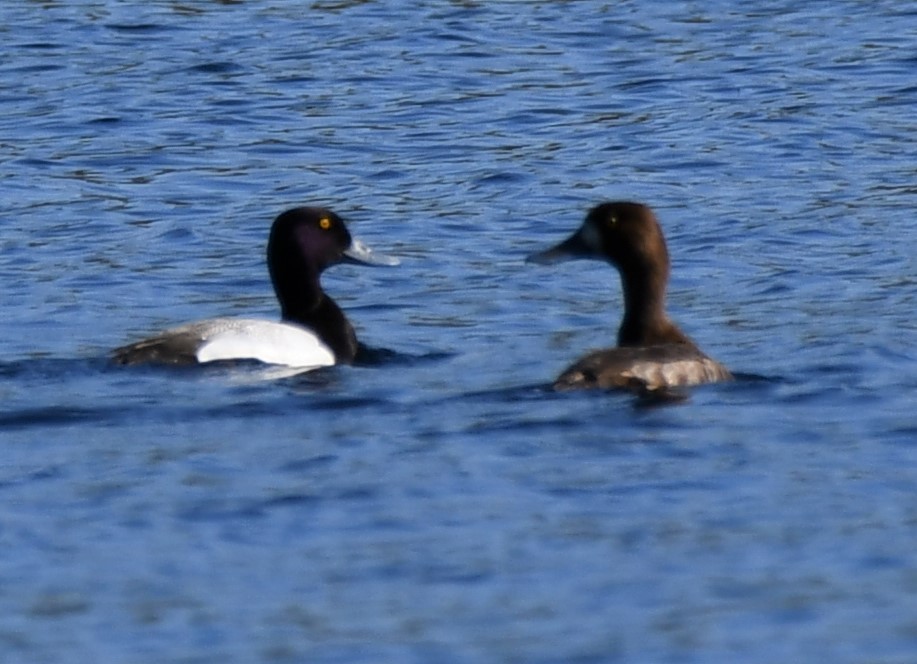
[
  {"xmin": 301, "ymin": 296, "xmax": 358, "ymax": 364},
  {"xmin": 553, "ymin": 344, "xmax": 732, "ymax": 393}
]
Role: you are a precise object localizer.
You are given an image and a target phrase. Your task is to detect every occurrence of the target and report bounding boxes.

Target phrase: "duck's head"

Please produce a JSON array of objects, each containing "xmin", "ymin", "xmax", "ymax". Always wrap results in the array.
[
  {"xmin": 527, "ymin": 201, "xmax": 669, "ymax": 274},
  {"xmin": 268, "ymin": 206, "xmax": 399, "ymax": 281}
]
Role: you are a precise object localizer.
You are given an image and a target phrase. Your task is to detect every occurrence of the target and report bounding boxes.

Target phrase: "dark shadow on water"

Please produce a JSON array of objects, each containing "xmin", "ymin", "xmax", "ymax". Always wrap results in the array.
[
  {"xmin": 0, "ymin": 353, "xmax": 787, "ymax": 435},
  {"xmin": 451, "ymin": 382, "xmax": 556, "ymax": 403},
  {"xmin": 0, "ymin": 404, "xmax": 107, "ymax": 431},
  {"xmin": 448, "ymin": 370, "xmax": 784, "ymax": 411},
  {"xmin": 731, "ymin": 371, "xmax": 781, "ymax": 384},
  {"xmin": 355, "ymin": 343, "xmax": 454, "ymax": 367}
]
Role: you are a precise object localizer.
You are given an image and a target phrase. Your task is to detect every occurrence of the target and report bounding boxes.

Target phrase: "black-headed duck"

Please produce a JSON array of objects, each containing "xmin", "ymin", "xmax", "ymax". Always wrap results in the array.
[{"xmin": 113, "ymin": 206, "xmax": 398, "ymax": 369}]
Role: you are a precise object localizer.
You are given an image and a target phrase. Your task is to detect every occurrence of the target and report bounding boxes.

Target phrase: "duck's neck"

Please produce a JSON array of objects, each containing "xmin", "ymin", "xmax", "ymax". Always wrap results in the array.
[
  {"xmin": 275, "ymin": 273, "xmax": 359, "ymax": 363},
  {"xmin": 616, "ymin": 263, "xmax": 694, "ymax": 348}
]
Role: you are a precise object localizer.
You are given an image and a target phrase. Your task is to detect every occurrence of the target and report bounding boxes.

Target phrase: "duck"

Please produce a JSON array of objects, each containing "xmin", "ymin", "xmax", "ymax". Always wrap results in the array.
[
  {"xmin": 527, "ymin": 201, "xmax": 732, "ymax": 393},
  {"xmin": 112, "ymin": 206, "xmax": 398, "ymax": 369}
]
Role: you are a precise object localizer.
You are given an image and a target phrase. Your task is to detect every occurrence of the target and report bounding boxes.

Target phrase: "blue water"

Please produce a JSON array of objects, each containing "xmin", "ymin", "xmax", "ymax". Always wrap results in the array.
[{"xmin": 2, "ymin": 1, "xmax": 916, "ymax": 662}]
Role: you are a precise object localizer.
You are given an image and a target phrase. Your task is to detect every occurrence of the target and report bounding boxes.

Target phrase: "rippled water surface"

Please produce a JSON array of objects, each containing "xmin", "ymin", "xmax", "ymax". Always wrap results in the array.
[{"xmin": 2, "ymin": 2, "xmax": 916, "ymax": 662}]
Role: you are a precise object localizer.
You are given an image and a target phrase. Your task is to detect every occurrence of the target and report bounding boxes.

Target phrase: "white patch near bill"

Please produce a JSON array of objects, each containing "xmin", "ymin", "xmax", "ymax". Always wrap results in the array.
[{"xmin": 579, "ymin": 220, "xmax": 603, "ymax": 253}]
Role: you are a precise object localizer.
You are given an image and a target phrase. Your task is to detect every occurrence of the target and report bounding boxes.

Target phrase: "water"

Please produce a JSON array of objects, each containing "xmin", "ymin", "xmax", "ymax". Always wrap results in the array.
[{"xmin": 1, "ymin": 1, "xmax": 916, "ymax": 662}]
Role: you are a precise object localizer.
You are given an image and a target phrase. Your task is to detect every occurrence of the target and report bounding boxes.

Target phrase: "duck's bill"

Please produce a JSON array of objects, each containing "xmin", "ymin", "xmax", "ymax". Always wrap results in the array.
[
  {"xmin": 526, "ymin": 229, "xmax": 593, "ymax": 265},
  {"xmin": 344, "ymin": 238, "xmax": 400, "ymax": 267}
]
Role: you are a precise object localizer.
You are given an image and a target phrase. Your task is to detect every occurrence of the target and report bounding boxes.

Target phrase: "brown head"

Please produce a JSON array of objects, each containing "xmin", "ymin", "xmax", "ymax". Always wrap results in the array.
[{"xmin": 528, "ymin": 202, "xmax": 694, "ymax": 347}]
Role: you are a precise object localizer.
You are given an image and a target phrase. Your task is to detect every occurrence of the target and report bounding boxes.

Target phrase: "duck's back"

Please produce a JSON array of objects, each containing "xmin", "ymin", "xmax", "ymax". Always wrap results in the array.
[{"xmin": 553, "ymin": 343, "xmax": 732, "ymax": 392}]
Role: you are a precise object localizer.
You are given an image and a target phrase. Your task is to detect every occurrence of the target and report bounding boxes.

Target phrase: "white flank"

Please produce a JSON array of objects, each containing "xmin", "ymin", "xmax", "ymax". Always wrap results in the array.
[{"xmin": 194, "ymin": 319, "xmax": 335, "ymax": 368}]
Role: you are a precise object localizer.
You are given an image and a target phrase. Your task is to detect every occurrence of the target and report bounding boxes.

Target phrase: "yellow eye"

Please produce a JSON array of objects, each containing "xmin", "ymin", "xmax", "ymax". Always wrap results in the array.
[
  {"xmin": 607, "ymin": 216, "xmax": 618, "ymax": 227},
  {"xmin": 319, "ymin": 217, "xmax": 331, "ymax": 230}
]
